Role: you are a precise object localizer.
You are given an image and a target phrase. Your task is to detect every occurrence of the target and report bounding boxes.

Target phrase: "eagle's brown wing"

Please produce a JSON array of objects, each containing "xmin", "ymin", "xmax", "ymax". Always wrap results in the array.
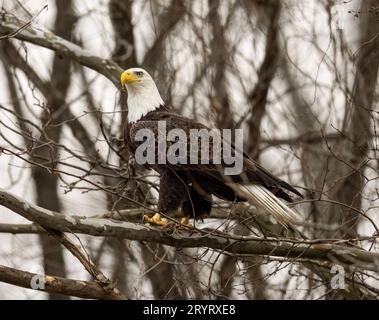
[{"xmin": 129, "ymin": 111, "xmax": 302, "ymax": 202}]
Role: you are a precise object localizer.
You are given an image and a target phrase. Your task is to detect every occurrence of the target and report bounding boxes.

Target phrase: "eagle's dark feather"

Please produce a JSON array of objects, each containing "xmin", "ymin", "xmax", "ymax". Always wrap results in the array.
[{"xmin": 126, "ymin": 105, "xmax": 302, "ymax": 220}]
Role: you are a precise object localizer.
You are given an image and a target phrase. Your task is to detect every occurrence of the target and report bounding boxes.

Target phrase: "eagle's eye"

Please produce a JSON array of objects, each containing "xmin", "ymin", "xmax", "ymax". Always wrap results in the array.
[{"xmin": 135, "ymin": 71, "xmax": 144, "ymax": 77}]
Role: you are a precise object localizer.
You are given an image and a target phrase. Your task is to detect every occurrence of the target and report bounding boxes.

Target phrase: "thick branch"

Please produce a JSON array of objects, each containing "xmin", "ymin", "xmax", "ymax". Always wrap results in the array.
[
  {"xmin": 0, "ymin": 264, "xmax": 123, "ymax": 300},
  {"xmin": 0, "ymin": 222, "xmax": 44, "ymax": 234},
  {"xmin": 0, "ymin": 12, "xmax": 123, "ymax": 86},
  {"xmin": 1, "ymin": 188, "xmax": 379, "ymax": 273}
]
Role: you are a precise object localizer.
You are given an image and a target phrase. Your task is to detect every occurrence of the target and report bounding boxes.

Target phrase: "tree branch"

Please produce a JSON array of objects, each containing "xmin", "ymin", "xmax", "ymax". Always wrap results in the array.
[
  {"xmin": 44, "ymin": 228, "xmax": 126, "ymax": 300},
  {"xmin": 0, "ymin": 264, "xmax": 123, "ymax": 300},
  {"xmin": 0, "ymin": 222, "xmax": 44, "ymax": 234},
  {"xmin": 1, "ymin": 188, "xmax": 379, "ymax": 273},
  {"xmin": 0, "ymin": 12, "xmax": 123, "ymax": 87}
]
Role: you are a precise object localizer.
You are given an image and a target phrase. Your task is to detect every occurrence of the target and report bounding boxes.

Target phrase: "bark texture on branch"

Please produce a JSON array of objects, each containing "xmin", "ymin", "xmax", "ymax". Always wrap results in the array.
[
  {"xmin": 0, "ymin": 12, "xmax": 123, "ymax": 86},
  {"xmin": 1, "ymin": 188, "xmax": 379, "ymax": 273},
  {"xmin": 0, "ymin": 265, "xmax": 124, "ymax": 300}
]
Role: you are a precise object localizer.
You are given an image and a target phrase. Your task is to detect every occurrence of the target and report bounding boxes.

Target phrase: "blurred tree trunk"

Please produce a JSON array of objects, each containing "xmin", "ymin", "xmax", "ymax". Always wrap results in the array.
[
  {"xmin": 29, "ymin": 0, "xmax": 75, "ymax": 299},
  {"xmin": 280, "ymin": 0, "xmax": 379, "ymax": 300},
  {"xmin": 246, "ymin": 0, "xmax": 281, "ymax": 158},
  {"xmin": 143, "ymin": 0, "xmax": 185, "ymax": 103},
  {"xmin": 285, "ymin": 0, "xmax": 379, "ymax": 239},
  {"xmin": 325, "ymin": 0, "xmax": 379, "ymax": 235},
  {"xmin": 208, "ymin": 0, "xmax": 233, "ymax": 129}
]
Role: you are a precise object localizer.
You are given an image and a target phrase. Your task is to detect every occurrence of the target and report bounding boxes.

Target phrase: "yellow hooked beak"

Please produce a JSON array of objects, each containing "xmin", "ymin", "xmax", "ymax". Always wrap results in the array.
[{"xmin": 120, "ymin": 71, "xmax": 140, "ymax": 86}]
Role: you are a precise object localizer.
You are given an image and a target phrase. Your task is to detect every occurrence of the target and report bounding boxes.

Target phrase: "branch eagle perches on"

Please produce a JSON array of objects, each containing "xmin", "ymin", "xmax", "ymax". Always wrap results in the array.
[{"xmin": 1, "ymin": 188, "xmax": 379, "ymax": 274}]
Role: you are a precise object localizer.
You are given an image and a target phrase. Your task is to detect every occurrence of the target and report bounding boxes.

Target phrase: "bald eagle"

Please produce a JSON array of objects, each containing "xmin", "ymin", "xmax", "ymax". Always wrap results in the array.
[{"xmin": 121, "ymin": 68, "xmax": 302, "ymax": 227}]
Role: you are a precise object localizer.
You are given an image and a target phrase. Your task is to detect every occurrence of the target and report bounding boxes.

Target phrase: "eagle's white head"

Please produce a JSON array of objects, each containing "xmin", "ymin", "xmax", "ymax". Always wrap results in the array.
[{"xmin": 121, "ymin": 68, "xmax": 164, "ymax": 123}]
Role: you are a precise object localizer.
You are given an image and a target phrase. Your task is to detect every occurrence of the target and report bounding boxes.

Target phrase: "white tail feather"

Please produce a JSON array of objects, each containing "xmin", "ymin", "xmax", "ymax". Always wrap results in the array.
[
  {"xmin": 247, "ymin": 185, "xmax": 302, "ymax": 227},
  {"xmin": 228, "ymin": 184, "xmax": 302, "ymax": 228}
]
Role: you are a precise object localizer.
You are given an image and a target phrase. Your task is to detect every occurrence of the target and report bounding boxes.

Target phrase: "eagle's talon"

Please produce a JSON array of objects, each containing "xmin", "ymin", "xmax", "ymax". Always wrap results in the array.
[
  {"xmin": 143, "ymin": 214, "xmax": 192, "ymax": 230},
  {"xmin": 179, "ymin": 217, "xmax": 192, "ymax": 229},
  {"xmin": 143, "ymin": 213, "xmax": 169, "ymax": 226}
]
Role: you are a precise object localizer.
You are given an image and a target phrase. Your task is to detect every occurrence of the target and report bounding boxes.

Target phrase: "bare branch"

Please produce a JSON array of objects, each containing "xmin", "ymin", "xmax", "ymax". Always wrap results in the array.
[
  {"xmin": 0, "ymin": 12, "xmax": 123, "ymax": 86},
  {"xmin": 0, "ymin": 264, "xmax": 124, "ymax": 300},
  {"xmin": 1, "ymin": 188, "xmax": 379, "ymax": 273}
]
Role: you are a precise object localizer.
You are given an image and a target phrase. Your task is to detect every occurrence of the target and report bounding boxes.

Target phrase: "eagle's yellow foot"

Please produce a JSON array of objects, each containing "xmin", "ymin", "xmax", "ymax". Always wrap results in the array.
[
  {"xmin": 143, "ymin": 213, "xmax": 169, "ymax": 226},
  {"xmin": 179, "ymin": 216, "xmax": 192, "ymax": 229}
]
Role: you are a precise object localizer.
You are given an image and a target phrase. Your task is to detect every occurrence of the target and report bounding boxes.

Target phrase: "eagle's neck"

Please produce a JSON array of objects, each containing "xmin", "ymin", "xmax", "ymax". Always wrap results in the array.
[{"xmin": 126, "ymin": 81, "xmax": 164, "ymax": 123}]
